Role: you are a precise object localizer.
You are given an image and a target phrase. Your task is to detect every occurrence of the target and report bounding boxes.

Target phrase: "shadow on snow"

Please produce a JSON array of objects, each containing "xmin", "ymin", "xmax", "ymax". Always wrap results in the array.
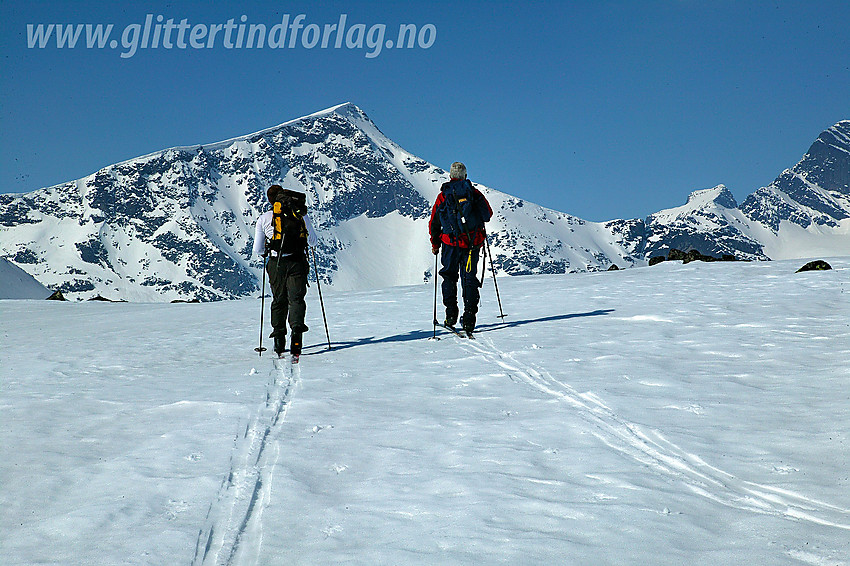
[{"xmin": 302, "ymin": 309, "xmax": 615, "ymax": 355}]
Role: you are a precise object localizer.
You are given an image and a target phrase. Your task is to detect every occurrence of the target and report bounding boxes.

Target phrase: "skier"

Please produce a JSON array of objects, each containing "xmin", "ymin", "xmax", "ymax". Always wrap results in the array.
[
  {"xmin": 253, "ymin": 185, "xmax": 318, "ymax": 359},
  {"xmin": 429, "ymin": 162, "xmax": 493, "ymax": 334}
]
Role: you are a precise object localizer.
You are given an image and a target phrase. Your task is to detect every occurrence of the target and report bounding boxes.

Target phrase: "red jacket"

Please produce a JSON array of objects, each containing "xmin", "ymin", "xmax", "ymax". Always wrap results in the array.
[{"xmin": 429, "ymin": 179, "xmax": 493, "ymax": 249}]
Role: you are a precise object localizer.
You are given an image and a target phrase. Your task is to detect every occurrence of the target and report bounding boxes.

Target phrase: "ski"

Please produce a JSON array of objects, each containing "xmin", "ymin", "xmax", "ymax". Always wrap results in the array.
[
  {"xmin": 268, "ymin": 352, "xmax": 298, "ymax": 363},
  {"xmin": 436, "ymin": 322, "xmax": 475, "ymax": 339},
  {"xmin": 277, "ymin": 352, "xmax": 299, "ymax": 364},
  {"xmin": 271, "ymin": 354, "xmax": 299, "ymax": 374}
]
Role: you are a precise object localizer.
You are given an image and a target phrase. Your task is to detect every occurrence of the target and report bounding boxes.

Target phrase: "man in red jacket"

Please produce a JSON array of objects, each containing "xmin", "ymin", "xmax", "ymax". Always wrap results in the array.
[{"xmin": 429, "ymin": 162, "xmax": 493, "ymax": 333}]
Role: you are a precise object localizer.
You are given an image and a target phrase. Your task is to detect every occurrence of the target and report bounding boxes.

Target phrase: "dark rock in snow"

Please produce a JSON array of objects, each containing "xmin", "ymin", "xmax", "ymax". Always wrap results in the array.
[
  {"xmin": 88, "ymin": 295, "xmax": 126, "ymax": 302},
  {"xmin": 682, "ymin": 250, "xmax": 717, "ymax": 264},
  {"xmin": 658, "ymin": 248, "xmax": 740, "ymax": 265},
  {"xmin": 796, "ymin": 260, "xmax": 833, "ymax": 273}
]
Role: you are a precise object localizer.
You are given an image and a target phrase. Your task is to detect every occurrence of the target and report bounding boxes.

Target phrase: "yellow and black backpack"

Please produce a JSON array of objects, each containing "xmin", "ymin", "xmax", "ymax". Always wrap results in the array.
[{"xmin": 268, "ymin": 188, "xmax": 308, "ymax": 256}]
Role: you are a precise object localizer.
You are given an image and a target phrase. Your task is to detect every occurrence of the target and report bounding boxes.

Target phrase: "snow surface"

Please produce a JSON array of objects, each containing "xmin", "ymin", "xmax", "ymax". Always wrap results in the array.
[{"xmin": 2, "ymin": 258, "xmax": 849, "ymax": 565}]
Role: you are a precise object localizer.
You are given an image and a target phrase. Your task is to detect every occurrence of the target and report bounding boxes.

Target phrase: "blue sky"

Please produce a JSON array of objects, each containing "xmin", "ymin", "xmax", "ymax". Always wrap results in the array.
[{"xmin": 1, "ymin": 1, "xmax": 848, "ymax": 221}]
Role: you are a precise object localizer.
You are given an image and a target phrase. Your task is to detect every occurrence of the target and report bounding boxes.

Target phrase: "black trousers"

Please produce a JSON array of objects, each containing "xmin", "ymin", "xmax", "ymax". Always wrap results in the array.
[
  {"xmin": 266, "ymin": 254, "xmax": 309, "ymax": 338},
  {"xmin": 439, "ymin": 244, "xmax": 481, "ymax": 314}
]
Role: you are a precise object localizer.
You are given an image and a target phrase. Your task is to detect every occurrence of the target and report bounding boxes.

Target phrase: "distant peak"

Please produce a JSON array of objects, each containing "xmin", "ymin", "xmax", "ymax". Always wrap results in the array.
[
  {"xmin": 686, "ymin": 185, "xmax": 737, "ymax": 208},
  {"xmin": 305, "ymin": 101, "xmax": 358, "ymax": 119}
]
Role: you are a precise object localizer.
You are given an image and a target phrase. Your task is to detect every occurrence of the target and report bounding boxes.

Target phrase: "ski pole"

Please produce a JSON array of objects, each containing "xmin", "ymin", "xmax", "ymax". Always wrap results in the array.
[
  {"xmin": 311, "ymin": 247, "xmax": 332, "ymax": 350},
  {"xmin": 431, "ymin": 251, "xmax": 439, "ymax": 339},
  {"xmin": 255, "ymin": 254, "xmax": 268, "ymax": 355},
  {"xmin": 485, "ymin": 235, "xmax": 506, "ymax": 319}
]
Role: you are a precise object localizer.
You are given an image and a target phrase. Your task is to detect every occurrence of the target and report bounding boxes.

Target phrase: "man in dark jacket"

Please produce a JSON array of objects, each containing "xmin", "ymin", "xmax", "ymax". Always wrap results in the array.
[{"xmin": 429, "ymin": 162, "xmax": 493, "ymax": 333}]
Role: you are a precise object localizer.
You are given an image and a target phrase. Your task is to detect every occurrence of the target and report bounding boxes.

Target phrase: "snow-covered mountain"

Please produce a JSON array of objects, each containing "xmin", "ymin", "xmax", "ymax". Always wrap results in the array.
[
  {"xmin": 641, "ymin": 185, "xmax": 765, "ymax": 260},
  {"xmin": 1, "ymin": 105, "xmax": 847, "ymax": 301},
  {"xmin": 644, "ymin": 120, "xmax": 850, "ymax": 261},
  {"xmin": 643, "ymin": 120, "xmax": 850, "ymax": 259},
  {"xmin": 0, "ymin": 103, "xmax": 643, "ymax": 301},
  {"xmin": 739, "ymin": 120, "xmax": 850, "ymax": 258}
]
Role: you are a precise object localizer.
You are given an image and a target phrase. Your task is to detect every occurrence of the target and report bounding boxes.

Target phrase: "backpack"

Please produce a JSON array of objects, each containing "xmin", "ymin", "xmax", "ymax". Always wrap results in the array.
[
  {"xmin": 437, "ymin": 180, "xmax": 485, "ymax": 243},
  {"xmin": 268, "ymin": 189, "xmax": 308, "ymax": 256}
]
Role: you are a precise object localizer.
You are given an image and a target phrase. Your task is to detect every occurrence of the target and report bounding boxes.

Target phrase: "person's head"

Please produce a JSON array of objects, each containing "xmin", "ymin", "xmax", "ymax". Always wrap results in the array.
[
  {"xmin": 449, "ymin": 162, "xmax": 467, "ymax": 180},
  {"xmin": 267, "ymin": 184, "xmax": 283, "ymax": 203}
]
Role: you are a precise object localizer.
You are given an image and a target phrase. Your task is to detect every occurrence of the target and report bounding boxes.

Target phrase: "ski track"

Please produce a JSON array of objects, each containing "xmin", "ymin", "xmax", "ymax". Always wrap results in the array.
[
  {"xmin": 457, "ymin": 332, "xmax": 850, "ymax": 532},
  {"xmin": 192, "ymin": 358, "xmax": 299, "ymax": 566}
]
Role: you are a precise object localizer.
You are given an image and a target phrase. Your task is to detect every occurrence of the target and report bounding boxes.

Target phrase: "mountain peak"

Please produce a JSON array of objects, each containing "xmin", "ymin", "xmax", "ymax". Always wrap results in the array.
[
  {"xmin": 739, "ymin": 118, "xmax": 850, "ymax": 234},
  {"xmin": 652, "ymin": 185, "xmax": 738, "ymax": 220},
  {"xmin": 813, "ymin": 120, "xmax": 850, "ymax": 177},
  {"xmin": 828, "ymin": 119, "xmax": 850, "ymax": 136},
  {"xmin": 288, "ymin": 101, "xmax": 364, "ymax": 124},
  {"xmin": 685, "ymin": 185, "xmax": 738, "ymax": 209}
]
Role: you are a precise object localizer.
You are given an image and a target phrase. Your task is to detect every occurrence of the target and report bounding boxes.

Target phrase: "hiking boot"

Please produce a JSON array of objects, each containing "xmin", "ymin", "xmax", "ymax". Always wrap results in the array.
[
  {"xmin": 444, "ymin": 305, "xmax": 459, "ymax": 327},
  {"xmin": 274, "ymin": 335, "xmax": 287, "ymax": 356},
  {"xmin": 461, "ymin": 312, "xmax": 476, "ymax": 333},
  {"xmin": 290, "ymin": 331, "xmax": 303, "ymax": 357}
]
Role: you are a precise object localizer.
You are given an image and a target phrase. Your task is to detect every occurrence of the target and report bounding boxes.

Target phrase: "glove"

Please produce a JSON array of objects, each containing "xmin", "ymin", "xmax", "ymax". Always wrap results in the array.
[{"xmin": 431, "ymin": 245, "xmax": 440, "ymax": 255}]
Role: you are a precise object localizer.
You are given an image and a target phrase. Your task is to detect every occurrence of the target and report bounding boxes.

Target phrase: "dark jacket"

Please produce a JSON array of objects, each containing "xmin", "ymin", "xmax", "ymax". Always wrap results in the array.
[{"xmin": 429, "ymin": 179, "xmax": 493, "ymax": 249}]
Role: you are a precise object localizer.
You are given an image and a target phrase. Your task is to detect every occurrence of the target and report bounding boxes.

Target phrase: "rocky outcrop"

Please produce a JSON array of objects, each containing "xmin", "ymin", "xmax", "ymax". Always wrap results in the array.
[{"xmin": 796, "ymin": 260, "xmax": 832, "ymax": 272}]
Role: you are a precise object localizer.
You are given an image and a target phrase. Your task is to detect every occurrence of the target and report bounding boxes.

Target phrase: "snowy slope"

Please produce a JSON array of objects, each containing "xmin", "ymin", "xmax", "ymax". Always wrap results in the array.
[
  {"xmin": 2, "ymin": 257, "xmax": 849, "ymax": 565},
  {"xmin": 0, "ymin": 256, "xmax": 51, "ymax": 299}
]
